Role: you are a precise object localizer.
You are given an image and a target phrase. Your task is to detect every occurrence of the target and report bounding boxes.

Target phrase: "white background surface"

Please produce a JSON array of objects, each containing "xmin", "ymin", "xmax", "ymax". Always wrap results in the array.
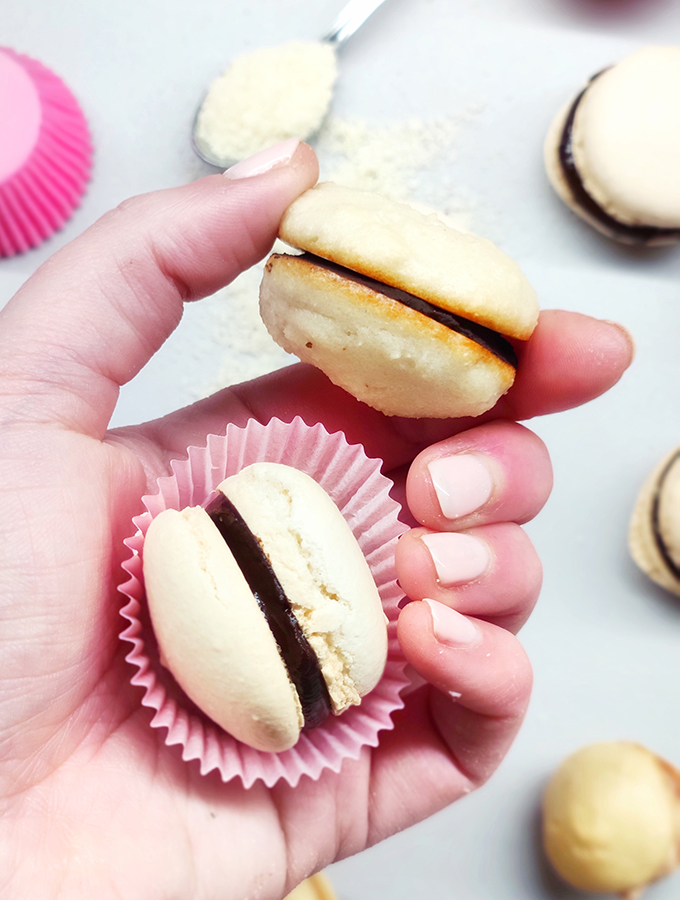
[{"xmin": 3, "ymin": 0, "xmax": 680, "ymax": 897}]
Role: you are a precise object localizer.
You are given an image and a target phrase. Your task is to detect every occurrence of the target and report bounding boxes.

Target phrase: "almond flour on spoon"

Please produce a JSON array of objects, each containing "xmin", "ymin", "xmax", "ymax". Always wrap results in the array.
[
  {"xmin": 193, "ymin": 40, "xmax": 338, "ymax": 165},
  {"xmin": 192, "ymin": 0, "xmax": 392, "ymax": 167}
]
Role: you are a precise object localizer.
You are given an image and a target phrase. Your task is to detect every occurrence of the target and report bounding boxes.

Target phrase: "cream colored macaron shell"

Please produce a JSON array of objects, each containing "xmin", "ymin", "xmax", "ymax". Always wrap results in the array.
[
  {"xmin": 543, "ymin": 742, "xmax": 680, "ymax": 895},
  {"xmin": 276, "ymin": 182, "xmax": 537, "ymax": 339},
  {"xmin": 260, "ymin": 183, "xmax": 538, "ymax": 419},
  {"xmin": 142, "ymin": 462, "xmax": 387, "ymax": 753},
  {"xmin": 284, "ymin": 873, "xmax": 338, "ymax": 900},
  {"xmin": 545, "ymin": 46, "xmax": 680, "ymax": 241}
]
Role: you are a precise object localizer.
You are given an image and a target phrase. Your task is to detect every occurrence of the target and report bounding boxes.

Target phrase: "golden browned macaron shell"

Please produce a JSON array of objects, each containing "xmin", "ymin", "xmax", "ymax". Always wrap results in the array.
[
  {"xmin": 261, "ymin": 252, "xmax": 518, "ymax": 419},
  {"xmin": 629, "ymin": 447, "xmax": 680, "ymax": 596},
  {"xmin": 259, "ymin": 182, "xmax": 538, "ymax": 419}
]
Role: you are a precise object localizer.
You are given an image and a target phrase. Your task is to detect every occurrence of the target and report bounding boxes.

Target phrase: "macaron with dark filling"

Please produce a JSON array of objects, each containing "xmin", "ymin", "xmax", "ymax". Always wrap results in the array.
[
  {"xmin": 142, "ymin": 462, "xmax": 388, "ymax": 753},
  {"xmin": 259, "ymin": 182, "xmax": 538, "ymax": 419},
  {"xmin": 545, "ymin": 46, "xmax": 680, "ymax": 245},
  {"xmin": 629, "ymin": 447, "xmax": 680, "ymax": 596}
]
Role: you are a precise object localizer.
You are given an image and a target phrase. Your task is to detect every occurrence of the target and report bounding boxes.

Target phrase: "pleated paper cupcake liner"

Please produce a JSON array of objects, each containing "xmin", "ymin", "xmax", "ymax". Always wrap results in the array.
[
  {"xmin": 119, "ymin": 417, "xmax": 410, "ymax": 787},
  {"xmin": 0, "ymin": 47, "xmax": 92, "ymax": 257}
]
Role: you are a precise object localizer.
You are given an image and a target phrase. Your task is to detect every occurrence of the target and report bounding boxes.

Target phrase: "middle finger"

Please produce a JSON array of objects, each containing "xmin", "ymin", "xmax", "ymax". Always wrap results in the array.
[{"xmin": 405, "ymin": 419, "xmax": 553, "ymax": 531}]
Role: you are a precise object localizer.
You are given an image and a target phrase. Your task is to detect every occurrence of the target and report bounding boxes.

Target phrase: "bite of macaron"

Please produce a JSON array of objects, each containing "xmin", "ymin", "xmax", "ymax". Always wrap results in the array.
[{"xmin": 142, "ymin": 462, "xmax": 388, "ymax": 753}]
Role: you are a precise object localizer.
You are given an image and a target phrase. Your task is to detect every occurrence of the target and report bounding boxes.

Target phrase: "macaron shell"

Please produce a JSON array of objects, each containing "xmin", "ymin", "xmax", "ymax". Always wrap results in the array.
[
  {"xmin": 260, "ymin": 253, "xmax": 516, "ymax": 419},
  {"xmin": 629, "ymin": 447, "xmax": 680, "ymax": 597},
  {"xmin": 278, "ymin": 182, "xmax": 538, "ymax": 341},
  {"xmin": 284, "ymin": 873, "xmax": 338, "ymax": 900},
  {"xmin": 143, "ymin": 505, "xmax": 303, "ymax": 752},
  {"xmin": 543, "ymin": 99, "xmax": 601, "ymax": 229},
  {"xmin": 218, "ymin": 463, "xmax": 388, "ymax": 713},
  {"xmin": 543, "ymin": 742, "xmax": 679, "ymax": 893},
  {"xmin": 572, "ymin": 47, "xmax": 680, "ymax": 229}
]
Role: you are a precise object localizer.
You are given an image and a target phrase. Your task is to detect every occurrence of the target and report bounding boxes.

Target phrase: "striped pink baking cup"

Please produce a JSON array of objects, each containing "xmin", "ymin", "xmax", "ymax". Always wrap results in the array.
[
  {"xmin": 0, "ymin": 47, "xmax": 92, "ymax": 257},
  {"xmin": 119, "ymin": 417, "xmax": 410, "ymax": 788}
]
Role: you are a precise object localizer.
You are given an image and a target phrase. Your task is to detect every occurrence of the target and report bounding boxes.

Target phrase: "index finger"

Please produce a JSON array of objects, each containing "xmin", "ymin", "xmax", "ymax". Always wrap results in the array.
[{"xmin": 0, "ymin": 141, "xmax": 319, "ymax": 439}]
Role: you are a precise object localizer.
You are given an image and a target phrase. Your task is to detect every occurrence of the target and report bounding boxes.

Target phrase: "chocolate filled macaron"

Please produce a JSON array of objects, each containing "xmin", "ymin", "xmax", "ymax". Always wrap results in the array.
[
  {"xmin": 545, "ymin": 46, "xmax": 680, "ymax": 245},
  {"xmin": 142, "ymin": 462, "xmax": 388, "ymax": 753},
  {"xmin": 259, "ymin": 182, "xmax": 538, "ymax": 419},
  {"xmin": 629, "ymin": 447, "xmax": 680, "ymax": 596}
]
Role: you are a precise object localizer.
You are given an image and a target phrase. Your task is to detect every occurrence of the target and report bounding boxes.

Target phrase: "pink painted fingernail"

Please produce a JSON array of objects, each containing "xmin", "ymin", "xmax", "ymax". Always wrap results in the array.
[
  {"xmin": 423, "ymin": 598, "xmax": 480, "ymax": 646},
  {"xmin": 421, "ymin": 532, "xmax": 491, "ymax": 585},
  {"xmin": 428, "ymin": 454, "xmax": 493, "ymax": 520},
  {"xmin": 223, "ymin": 138, "xmax": 301, "ymax": 180}
]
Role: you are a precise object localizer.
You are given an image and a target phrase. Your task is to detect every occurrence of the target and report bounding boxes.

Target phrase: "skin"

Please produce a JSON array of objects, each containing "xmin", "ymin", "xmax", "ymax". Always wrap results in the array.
[{"xmin": 0, "ymin": 143, "xmax": 633, "ymax": 899}]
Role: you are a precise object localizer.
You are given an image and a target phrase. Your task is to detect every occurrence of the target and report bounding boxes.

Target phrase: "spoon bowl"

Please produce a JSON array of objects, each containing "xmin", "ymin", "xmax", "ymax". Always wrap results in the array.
[{"xmin": 191, "ymin": 0, "xmax": 391, "ymax": 169}]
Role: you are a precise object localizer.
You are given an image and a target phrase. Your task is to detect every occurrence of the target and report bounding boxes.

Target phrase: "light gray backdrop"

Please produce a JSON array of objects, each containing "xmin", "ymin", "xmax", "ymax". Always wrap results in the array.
[{"xmin": 3, "ymin": 0, "xmax": 680, "ymax": 896}]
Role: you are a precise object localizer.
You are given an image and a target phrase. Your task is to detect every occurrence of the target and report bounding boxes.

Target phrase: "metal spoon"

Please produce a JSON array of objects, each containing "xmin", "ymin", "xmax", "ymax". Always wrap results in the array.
[{"xmin": 192, "ymin": 0, "xmax": 392, "ymax": 168}]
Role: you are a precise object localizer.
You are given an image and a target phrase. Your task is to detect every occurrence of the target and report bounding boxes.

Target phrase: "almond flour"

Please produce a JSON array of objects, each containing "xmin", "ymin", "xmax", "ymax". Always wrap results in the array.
[{"xmin": 195, "ymin": 41, "xmax": 338, "ymax": 162}]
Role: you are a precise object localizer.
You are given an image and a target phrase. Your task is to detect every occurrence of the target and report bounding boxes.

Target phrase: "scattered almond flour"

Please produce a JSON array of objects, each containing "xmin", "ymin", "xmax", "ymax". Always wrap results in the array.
[{"xmin": 198, "ymin": 112, "xmax": 479, "ymax": 396}]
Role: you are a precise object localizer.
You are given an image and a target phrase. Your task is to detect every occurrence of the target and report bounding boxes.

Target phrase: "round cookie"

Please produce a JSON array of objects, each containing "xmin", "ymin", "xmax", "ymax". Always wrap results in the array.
[
  {"xmin": 543, "ymin": 742, "xmax": 680, "ymax": 895},
  {"xmin": 284, "ymin": 873, "xmax": 338, "ymax": 900},
  {"xmin": 545, "ymin": 46, "xmax": 680, "ymax": 245},
  {"xmin": 259, "ymin": 182, "xmax": 538, "ymax": 419},
  {"xmin": 142, "ymin": 462, "xmax": 387, "ymax": 753},
  {"xmin": 629, "ymin": 446, "xmax": 680, "ymax": 596}
]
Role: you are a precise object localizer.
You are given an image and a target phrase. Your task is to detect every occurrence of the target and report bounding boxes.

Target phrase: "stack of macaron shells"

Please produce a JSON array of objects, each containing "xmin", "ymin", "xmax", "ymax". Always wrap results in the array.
[
  {"xmin": 0, "ymin": 47, "xmax": 92, "ymax": 257},
  {"xmin": 259, "ymin": 182, "xmax": 539, "ymax": 419},
  {"xmin": 142, "ymin": 461, "xmax": 388, "ymax": 754},
  {"xmin": 545, "ymin": 46, "xmax": 680, "ymax": 245}
]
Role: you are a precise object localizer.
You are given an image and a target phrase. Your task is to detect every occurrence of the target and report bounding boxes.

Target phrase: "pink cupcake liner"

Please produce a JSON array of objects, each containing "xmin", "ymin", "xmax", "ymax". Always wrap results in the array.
[
  {"xmin": 0, "ymin": 47, "xmax": 92, "ymax": 257},
  {"xmin": 119, "ymin": 417, "xmax": 410, "ymax": 787}
]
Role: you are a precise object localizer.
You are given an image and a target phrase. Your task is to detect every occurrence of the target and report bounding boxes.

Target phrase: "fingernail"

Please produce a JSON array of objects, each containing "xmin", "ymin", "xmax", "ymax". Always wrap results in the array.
[
  {"xmin": 421, "ymin": 532, "xmax": 491, "ymax": 585},
  {"xmin": 423, "ymin": 598, "xmax": 480, "ymax": 647},
  {"xmin": 427, "ymin": 454, "xmax": 494, "ymax": 520},
  {"xmin": 602, "ymin": 320, "xmax": 636, "ymax": 361},
  {"xmin": 223, "ymin": 138, "xmax": 301, "ymax": 180}
]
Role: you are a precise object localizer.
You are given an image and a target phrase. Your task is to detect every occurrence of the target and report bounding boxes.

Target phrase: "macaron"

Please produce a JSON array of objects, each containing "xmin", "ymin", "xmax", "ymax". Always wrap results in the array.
[
  {"xmin": 0, "ymin": 47, "xmax": 92, "ymax": 257},
  {"xmin": 544, "ymin": 46, "xmax": 680, "ymax": 245},
  {"xmin": 142, "ymin": 462, "xmax": 387, "ymax": 753},
  {"xmin": 629, "ymin": 446, "xmax": 680, "ymax": 596},
  {"xmin": 259, "ymin": 182, "xmax": 538, "ymax": 419},
  {"xmin": 543, "ymin": 742, "xmax": 680, "ymax": 895},
  {"xmin": 284, "ymin": 873, "xmax": 338, "ymax": 900}
]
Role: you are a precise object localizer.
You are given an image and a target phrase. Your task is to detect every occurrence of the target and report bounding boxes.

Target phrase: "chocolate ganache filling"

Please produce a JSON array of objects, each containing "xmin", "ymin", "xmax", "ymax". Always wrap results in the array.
[
  {"xmin": 299, "ymin": 253, "xmax": 518, "ymax": 368},
  {"xmin": 558, "ymin": 71, "xmax": 680, "ymax": 245},
  {"xmin": 206, "ymin": 492, "xmax": 332, "ymax": 729},
  {"xmin": 651, "ymin": 450, "xmax": 680, "ymax": 582}
]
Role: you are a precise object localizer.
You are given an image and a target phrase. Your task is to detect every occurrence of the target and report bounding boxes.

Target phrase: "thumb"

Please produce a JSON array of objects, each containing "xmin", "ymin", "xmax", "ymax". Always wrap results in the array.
[{"xmin": 0, "ymin": 139, "xmax": 318, "ymax": 438}]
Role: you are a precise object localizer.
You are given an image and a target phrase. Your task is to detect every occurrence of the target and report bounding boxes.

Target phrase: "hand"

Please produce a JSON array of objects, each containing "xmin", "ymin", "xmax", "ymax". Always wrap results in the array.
[{"xmin": 0, "ymin": 142, "xmax": 632, "ymax": 899}]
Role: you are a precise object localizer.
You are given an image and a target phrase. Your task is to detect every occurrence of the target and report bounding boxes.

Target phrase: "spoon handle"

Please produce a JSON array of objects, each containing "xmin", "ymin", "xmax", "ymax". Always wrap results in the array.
[{"xmin": 321, "ymin": 0, "xmax": 391, "ymax": 47}]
